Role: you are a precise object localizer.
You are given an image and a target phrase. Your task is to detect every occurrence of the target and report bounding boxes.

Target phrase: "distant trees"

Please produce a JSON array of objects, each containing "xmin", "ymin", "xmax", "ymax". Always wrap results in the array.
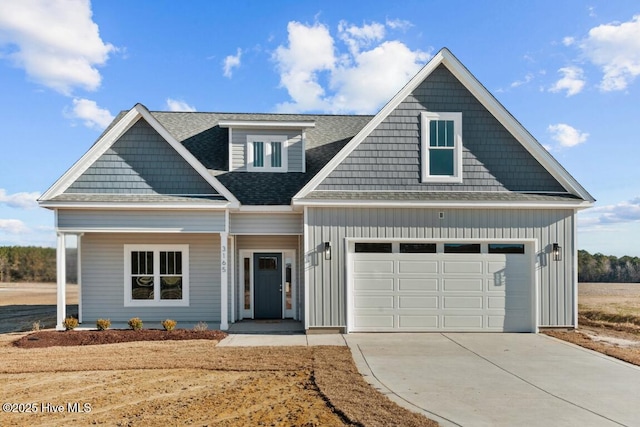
[
  {"xmin": 578, "ymin": 250, "xmax": 640, "ymax": 283},
  {"xmin": 0, "ymin": 246, "xmax": 56, "ymax": 282}
]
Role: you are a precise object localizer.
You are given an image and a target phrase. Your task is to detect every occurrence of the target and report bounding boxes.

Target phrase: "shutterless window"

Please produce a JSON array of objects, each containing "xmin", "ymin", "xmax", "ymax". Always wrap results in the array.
[
  {"xmin": 421, "ymin": 112, "xmax": 462, "ymax": 183},
  {"xmin": 271, "ymin": 141, "xmax": 282, "ymax": 167},
  {"xmin": 253, "ymin": 141, "xmax": 264, "ymax": 167},
  {"xmin": 444, "ymin": 243, "xmax": 481, "ymax": 253},
  {"xmin": 429, "ymin": 120, "xmax": 455, "ymax": 175},
  {"xmin": 488, "ymin": 244, "xmax": 525, "ymax": 254},
  {"xmin": 400, "ymin": 243, "xmax": 437, "ymax": 253},
  {"xmin": 354, "ymin": 243, "xmax": 393, "ymax": 253}
]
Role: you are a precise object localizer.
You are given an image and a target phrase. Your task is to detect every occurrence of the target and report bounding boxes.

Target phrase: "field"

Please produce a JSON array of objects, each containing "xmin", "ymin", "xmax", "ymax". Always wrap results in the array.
[{"xmin": 0, "ymin": 284, "xmax": 436, "ymax": 427}]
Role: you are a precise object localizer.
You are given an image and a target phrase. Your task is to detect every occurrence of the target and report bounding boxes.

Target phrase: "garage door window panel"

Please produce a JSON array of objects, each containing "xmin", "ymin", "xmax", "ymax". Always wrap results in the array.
[
  {"xmin": 355, "ymin": 243, "xmax": 392, "ymax": 253},
  {"xmin": 444, "ymin": 243, "xmax": 481, "ymax": 253},
  {"xmin": 400, "ymin": 243, "xmax": 437, "ymax": 253},
  {"xmin": 488, "ymin": 244, "xmax": 525, "ymax": 254}
]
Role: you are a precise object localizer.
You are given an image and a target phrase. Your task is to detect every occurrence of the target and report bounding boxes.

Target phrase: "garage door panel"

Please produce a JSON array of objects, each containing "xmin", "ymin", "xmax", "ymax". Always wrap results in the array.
[
  {"xmin": 487, "ymin": 260, "xmax": 507, "ymax": 273},
  {"xmin": 398, "ymin": 260, "xmax": 438, "ymax": 274},
  {"xmin": 354, "ymin": 260, "xmax": 394, "ymax": 273},
  {"xmin": 443, "ymin": 261, "xmax": 483, "ymax": 274},
  {"xmin": 444, "ymin": 296, "xmax": 483, "ymax": 309},
  {"xmin": 355, "ymin": 295, "xmax": 394, "ymax": 309},
  {"xmin": 443, "ymin": 278, "xmax": 483, "ymax": 292},
  {"xmin": 443, "ymin": 315, "xmax": 483, "ymax": 329},
  {"xmin": 398, "ymin": 278, "xmax": 439, "ymax": 291},
  {"xmin": 399, "ymin": 315, "xmax": 439, "ymax": 328},
  {"xmin": 354, "ymin": 277, "xmax": 394, "ymax": 291},
  {"xmin": 355, "ymin": 315, "xmax": 394, "ymax": 329},
  {"xmin": 399, "ymin": 296, "xmax": 438, "ymax": 309},
  {"xmin": 487, "ymin": 296, "xmax": 506, "ymax": 309}
]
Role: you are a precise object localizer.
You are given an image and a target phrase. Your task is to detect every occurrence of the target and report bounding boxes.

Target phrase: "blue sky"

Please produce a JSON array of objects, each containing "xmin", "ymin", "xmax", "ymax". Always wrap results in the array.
[{"xmin": 1, "ymin": 1, "xmax": 639, "ymax": 256}]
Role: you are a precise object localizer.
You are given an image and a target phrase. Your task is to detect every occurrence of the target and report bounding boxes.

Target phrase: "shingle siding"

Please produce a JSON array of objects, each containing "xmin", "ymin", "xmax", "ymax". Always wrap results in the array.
[
  {"xmin": 66, "ymin": 119, "xmax": 218, "ymax": 195},
  {"xmin": 317, "ymin": 64, "xmax": 566, "ymax": 192}
]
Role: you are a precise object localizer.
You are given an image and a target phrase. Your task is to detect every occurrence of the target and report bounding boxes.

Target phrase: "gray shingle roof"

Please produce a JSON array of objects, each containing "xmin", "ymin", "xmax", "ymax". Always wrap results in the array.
[
  {"xmin": 47, "ymin": 193, "xmax": 228, "ymax": 205},
  {"xmin": 301, "ymin": 191, "xmax": 583, "ymax": 203}
]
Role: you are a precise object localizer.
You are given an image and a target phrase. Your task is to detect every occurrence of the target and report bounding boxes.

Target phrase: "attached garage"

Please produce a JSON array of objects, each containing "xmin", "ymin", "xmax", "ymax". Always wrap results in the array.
[{"xmin": 348, "ymin": 241, "xmax": 535, "ymax": 332}]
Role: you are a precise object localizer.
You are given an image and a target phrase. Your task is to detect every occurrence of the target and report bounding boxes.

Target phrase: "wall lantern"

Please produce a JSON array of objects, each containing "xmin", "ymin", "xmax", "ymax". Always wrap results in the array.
[
  {"xmin": 552, "ymin": 243, "xmax": 562, "ymax": 261},
  {"xmin": 324, "ymin": 241, "xmax": 332, "ymax": 260}
]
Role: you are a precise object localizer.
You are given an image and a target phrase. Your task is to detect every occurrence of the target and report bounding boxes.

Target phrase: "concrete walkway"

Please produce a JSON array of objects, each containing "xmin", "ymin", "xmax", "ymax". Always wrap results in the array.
[
  {"xmin": 344, "ymin": 333, "xmax": 640, "ymax": 427},
  {"xmin": 217, "ymin": 333, "xmax": 346, "ymax": 347}
]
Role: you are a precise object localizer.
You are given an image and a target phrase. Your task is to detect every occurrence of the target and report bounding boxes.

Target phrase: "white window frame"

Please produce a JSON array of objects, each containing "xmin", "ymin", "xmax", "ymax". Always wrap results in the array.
[
  {"xmin": 247, "ymin": 135, "xmax": 288, "ymax": 172},
  {"xmin": 421, "ymin": 111, "xmax": 463, "ymax": 183},
  {"xmin": 124, "ymin": 244, "xmax": 190, "ymax": 307}
]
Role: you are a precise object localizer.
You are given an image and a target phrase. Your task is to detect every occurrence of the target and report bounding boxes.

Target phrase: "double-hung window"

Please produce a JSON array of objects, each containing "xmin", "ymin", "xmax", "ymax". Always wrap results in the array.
[
  {"xmin": 421, "ymin": 112, "xmax": 463, "ymax": 183},
  {"xmin": 247, "ymin": 135, "xmax": 287, "ymax": 172},
  {"xmin": 124, "ymin": 245, "xmax": 189, "ymax": 307}
]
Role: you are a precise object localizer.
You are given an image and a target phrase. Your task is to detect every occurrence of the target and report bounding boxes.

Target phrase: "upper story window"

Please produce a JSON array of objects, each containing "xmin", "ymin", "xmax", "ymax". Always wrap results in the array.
[
  {"xmin": 421, "ymin": 112, "xmax": 463, "ymax": 183},
  {"xmin": 247, "ymin": 135, "xmax": 287, "ymax": 172}
]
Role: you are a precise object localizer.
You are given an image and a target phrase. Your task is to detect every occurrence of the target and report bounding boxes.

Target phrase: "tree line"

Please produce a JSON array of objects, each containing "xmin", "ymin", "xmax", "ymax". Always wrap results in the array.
[
  {"xmin": 578, "ymin": 250, "xmax": 640, "ymax": 283},
  {"xmin": 0, "ymin": 246, "xmax": 77, "ymax": 283}
]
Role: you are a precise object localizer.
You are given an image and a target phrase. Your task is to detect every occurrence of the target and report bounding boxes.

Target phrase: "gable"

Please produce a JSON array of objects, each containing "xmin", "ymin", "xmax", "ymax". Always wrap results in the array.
[
  {"xmin": 65, "ymin": 118, "xmax": 218, "ymax": 196},
  {"xmin": 315, "ymin": 64, "xmax": 565, "ymax": 193}
]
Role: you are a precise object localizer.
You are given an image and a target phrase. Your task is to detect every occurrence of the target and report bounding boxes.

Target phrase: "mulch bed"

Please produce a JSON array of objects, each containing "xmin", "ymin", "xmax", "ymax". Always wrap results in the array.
[{"xmin": 13, "ymin": 329, "xmax": 228, "ymax": 348}]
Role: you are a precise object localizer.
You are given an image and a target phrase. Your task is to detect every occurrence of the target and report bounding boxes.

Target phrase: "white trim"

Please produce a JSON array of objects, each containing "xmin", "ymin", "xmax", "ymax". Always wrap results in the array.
[
  {"xmin": 57, "ymin": 227, "xmax": 223, "ymax": 234},
  {"xmin": 344, "ymin": 237, "xmax": 538, "ymax": 333},
  {"xmin": 303, "ymin": 206, "xmax": 310, "ymax": 330},
  {"xmin": 238, "ymin": 205, "xmax": 294, "ymax": 212},
  {"xmin": 123, "ymin": 244, "xmax": 190, "ymax": 307},
  {"xmin": 40, "ymin": 202, "xmax": 231, "ymax": 210},
  {"xmin": 229, "ymin": 235, "xmax": 235, "ymax": 322},
  {"xmin": 246, "ymin": 135, "xmax": 288, "ymax": 172},
  {"xmin": 56, "ymin": 233, "xmax": 67, "ymax": 331},
  {"xmin": 228, "ymin": 127, "xmax": 233, "ymax": 172},
  {"xmin": 293, "ymin": 48, "xmax": 594, "ymax": 203},
  {"xmin": 293, "ymin": 198, "xmax": 593, "ymax": 209},
  {"xmin": 239, "ymin": 250, "xmax": 254, "ymax": 319},
  {"xmin": 218, "ymin": 120, "xmax": 316, "ymax": 129},
  {"xmin": 220, "ymin": 233, "xmax": 229, "ymax": 330},
  {"xmin": 420, "ymin": 111, "xmax": 463, "ymax": 183},
  {"xmin": 573, "ymin": 212, "xmax": 579, "ymax": 328},
  {"xmin": 39, "ymin": 104, "xmax": 240, "ymax": 207},
  {"xmin": 301, "ymin": 130, "xmax": 307, "ymax": 173},
  {"xmin": 77, "ymin": 233, "xmax": 83, "ymax": 324}
]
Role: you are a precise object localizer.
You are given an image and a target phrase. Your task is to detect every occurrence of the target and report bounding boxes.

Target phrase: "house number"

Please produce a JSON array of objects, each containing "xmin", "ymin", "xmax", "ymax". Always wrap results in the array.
[{"xmin": 221, "ymin": 244, "xmax": 227, "ymax": 273}]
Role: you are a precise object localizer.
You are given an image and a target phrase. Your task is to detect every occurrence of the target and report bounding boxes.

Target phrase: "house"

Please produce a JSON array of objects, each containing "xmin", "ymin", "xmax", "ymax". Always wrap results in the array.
[{"xmin": 39, "ymin": 48, "xmax": 594, "ymax": 333}]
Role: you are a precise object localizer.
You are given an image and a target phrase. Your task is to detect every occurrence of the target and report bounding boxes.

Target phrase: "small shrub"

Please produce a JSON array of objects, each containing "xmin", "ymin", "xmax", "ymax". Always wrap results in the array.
[
  {"xmin": 193, "ymin": 321, "xmax": 208, "ymax": 331},
  {"xmin": 63, "ymin": 316, "xmax": 79, "ymax": 331},
  {"xmin": 128, "ymin": 317, "xmax": 143, "ymax": 331},
  {"xmin": 31, "ymin": 320, "xmax": 41, "ymax": 332},
  {"xmin": 162, "ymin": 319, "xmax": 177, "ymax": 331},
  {"xmin": 96, "ymin": 318, "xmax": 111, "ymax": 331}
]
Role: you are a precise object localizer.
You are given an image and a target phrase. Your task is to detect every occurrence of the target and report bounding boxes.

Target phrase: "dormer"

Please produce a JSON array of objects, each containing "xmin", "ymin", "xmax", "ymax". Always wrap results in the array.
[{"xmin": 218, "ymin": 120, "xmax": 316, "ymax": 173}]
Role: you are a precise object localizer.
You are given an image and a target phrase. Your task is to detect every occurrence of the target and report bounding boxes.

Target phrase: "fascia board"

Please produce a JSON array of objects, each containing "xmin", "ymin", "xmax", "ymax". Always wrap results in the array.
[
  {"xmin": 237, "ymin": 205, "xmax": 294, "ymax": 212},
  {"xmin": 39, "ymin": 107, "xmax": 142, "ymax": 201},
  {"xmin": 218, "ymin": 120, "xmax": 316, "ymax": 129},
  {"xmin": 38, "ymin": 202, "xmax": 232, "ymax": 210},
  {"xmin": 135, "ymin": 105, "xmax": 240, "ymax": 206},
  {"xmin": 292, "ymin": 198, "xmax": 593, "ymax": 210}
]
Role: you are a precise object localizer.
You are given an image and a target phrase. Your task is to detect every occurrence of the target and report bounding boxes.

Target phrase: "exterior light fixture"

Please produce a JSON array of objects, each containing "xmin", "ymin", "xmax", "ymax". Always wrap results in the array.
[
  {"xmin": 552, "ymin": 243, "xmax": 562, "ymax": 261},
  {"xmin": 324, "ymin": 241, "xmax": 331, "ymax": 260}
]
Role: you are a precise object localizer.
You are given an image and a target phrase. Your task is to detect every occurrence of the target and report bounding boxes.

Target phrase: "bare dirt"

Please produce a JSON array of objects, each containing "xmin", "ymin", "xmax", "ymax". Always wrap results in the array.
[
  {"xmin": 0, "ymin": 283, "xmax": 437, "ymax": 427},
  {"xmin": 543, "ymin": 282, "xmax": 640, "ymax": 367}
]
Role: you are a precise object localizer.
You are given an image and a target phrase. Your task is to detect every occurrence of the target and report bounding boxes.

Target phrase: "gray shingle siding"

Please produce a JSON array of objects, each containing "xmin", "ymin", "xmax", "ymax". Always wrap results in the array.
[
  {"xmin": 317, "ymin": 64, "xmax": 566, "ymax": 193},
  {"xmin": 66, "ymin": 119, "xmax": 218, "ymax": 195}
]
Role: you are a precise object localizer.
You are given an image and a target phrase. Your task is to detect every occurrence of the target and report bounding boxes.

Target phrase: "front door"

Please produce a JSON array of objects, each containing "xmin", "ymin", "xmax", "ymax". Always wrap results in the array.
[{"xmin": 253, "ymin": 253, "xmax": 282, "ymax": 319}]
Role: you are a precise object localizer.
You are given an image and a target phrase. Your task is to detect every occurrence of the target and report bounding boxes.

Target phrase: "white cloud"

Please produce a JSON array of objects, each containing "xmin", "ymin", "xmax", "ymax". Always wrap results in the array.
[
  {"xmin": 547, "ymin": 123, "xmax": 589, "ymax": 148},
  {"xmin": 0, "ymin": 189, "xmax": 39, "ymax": 209},
  {"xmin": 0, "ymin": 0, "xmax": 115, "ymax": 95},
  {"xmin": 273, "ymin": 20, "xmax": 430, "ymax": 114},
  {"xmin": 549, "ymin": 66, "xmax": 586, "ymax": 96},
  {"xmin": 510, "ymin": 73, "xmax": 534, "ymax": 88},
  {"xmin": 562, "ymin": 36, "xmax": 575, "ymax": 46},
  {"xmin": 0, "ymin": 219, "xmax": 29, "ymax": 234},
  {"xmin": 386, "ymin": 18, "xmax": 413, "ymax": 31},
  {"xmin": 65, "ymin": 98, "xmax": 114, "ymax": 129},
  {"xmin": 223, "ymin": 48, "xmax": 242, "ymax": 78},
  {"xmin": 582, "ymin": 197, "xmax": 640, "ymax": 225},
  {"xmin": 580, "ymin": 15, "xmax": 640, "ymax": 91},
  {"xmin": 166, "ymin": 98, "xmax": 196, "ymax": 112}
]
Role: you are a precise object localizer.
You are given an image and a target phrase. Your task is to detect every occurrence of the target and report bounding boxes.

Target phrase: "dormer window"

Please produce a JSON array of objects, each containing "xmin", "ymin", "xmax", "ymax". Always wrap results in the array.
[
  {"xmin": 247, "ymin": 135, "xmax": 287, "ymax": 172},
  {"xmin": 421, "ymin": 111, "xmax": 463, "ymax": 183}
]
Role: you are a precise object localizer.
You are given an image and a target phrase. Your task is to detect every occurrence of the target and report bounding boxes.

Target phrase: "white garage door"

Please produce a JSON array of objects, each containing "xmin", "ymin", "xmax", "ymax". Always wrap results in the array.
[{"xmin": 350, "ymin": 242, "xmax": 533, "ymax": 332}]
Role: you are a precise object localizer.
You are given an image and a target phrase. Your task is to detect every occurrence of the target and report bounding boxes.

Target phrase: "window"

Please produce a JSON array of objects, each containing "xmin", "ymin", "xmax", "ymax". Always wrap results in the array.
[
  {"xmin": 400, "ymin": 243, "xmax": 437, "ymax": 253},
  {"xmin": 125, "ymin": 245, "xmax": 189, "ymax": 306},
  {"xmin": 421, "ymin": 112, "xmax": 463, "ymax": 182},
  {"xmin": 247, "ymin": 135, "xmax": 287, "ymax": 172},
  {"xmin": 355, "ymin": 243, "xmax": 393, "ymax": 253},
  {"xmin": 444, "ymin": 243, "xmax": 481, "ymax": 254},
  {"xmin": 489, "ymin": 243, "xmax": 525, "ymax": 254}
]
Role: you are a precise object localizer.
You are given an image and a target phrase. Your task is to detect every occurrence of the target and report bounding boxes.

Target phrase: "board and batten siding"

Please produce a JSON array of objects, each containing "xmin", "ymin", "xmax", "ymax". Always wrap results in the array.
[
  {"xmin": 305, "ymin": 207, "xmax": 575, "ymax": 329},
  {"xmin": 230, "ymin": 129, "xmax": 304, "ymax": 172},
  {"xmin": 58, "ymin": 209, "xmax": 226, "ymax": 232},
  {"xmin": 230, "ymin": 213, "xmax": 303, "ymax": 235},
  {"xmin": 81, "ymin": 233, "xmax": 220, "ymax": 323},
  {"xmin": 234, "ymin": 235, "xmax": 304, "ymax": 321}
]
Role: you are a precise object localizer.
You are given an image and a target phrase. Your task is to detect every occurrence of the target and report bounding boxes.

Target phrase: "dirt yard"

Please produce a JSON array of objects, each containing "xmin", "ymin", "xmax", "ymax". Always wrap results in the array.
[
  {"xmin": 0, "ymin": 283, "xmax": 437, "ymax": 427},
  {"xmin": 544, "ymin": 282, "xmax": 640, "ymax": 366}
]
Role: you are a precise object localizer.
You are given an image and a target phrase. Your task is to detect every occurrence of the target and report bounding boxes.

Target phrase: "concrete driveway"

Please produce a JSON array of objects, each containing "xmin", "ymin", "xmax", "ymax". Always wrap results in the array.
[{"xmin": 344, "ymin": 333, "xmax": 640, "ymax": 427}]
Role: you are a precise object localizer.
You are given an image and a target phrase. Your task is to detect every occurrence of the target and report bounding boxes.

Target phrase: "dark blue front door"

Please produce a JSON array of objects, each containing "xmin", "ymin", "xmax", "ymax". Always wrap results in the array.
[{"xmin": 254, "ymin": 253, "xmax": 282, "ymax": 319}]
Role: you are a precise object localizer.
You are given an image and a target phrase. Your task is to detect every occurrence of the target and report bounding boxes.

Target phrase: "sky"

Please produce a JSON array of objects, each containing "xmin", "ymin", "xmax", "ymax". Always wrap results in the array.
[{"xmin": 1, "ymin": 0, "xmax": 639, "ymax": 256}]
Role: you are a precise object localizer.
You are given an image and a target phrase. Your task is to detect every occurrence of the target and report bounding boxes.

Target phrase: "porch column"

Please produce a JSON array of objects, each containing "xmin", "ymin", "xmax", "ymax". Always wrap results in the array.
[
  {"xmin": 220, "ymin": 232, "xmax": 229, "ymax": 330},
  {"xmin": 56, "ymin": 232, "xmax": 66, "ymax": 330}
]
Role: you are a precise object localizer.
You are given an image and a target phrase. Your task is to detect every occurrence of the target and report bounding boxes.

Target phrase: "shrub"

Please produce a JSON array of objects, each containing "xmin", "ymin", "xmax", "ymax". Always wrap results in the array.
[
  {"xmin": 63, "ymin": 316, "xmax": 79, "ymax": 331},
  {"xmin": 31, "ymin": 320, "xmax": 41, "ymax": 332},
  {"xmin": 193, "ymin": 321, "xmax": 208, "ymax": 331},
  {"xmin": 96, "ymin": 318, "xmax": 111, "ymax": 331},
  {"xmin": 162, "ymin": 319, "xmax": 177, "ymax": 331},
  {"xmin": 128, "ymin": 317, "xmax": 143, "ymax": 331}
]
